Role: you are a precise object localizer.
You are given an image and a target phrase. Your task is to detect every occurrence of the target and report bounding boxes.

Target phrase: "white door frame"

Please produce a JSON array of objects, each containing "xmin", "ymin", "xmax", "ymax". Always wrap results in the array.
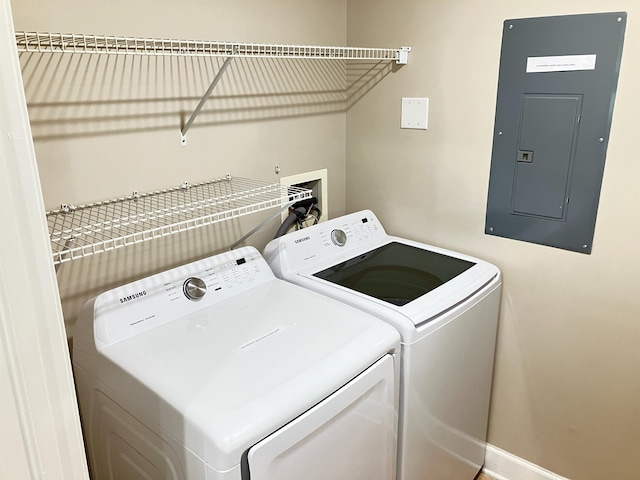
[{"xmin": 0, "ymin": 1, "xmax": 89, "ymax": 478}]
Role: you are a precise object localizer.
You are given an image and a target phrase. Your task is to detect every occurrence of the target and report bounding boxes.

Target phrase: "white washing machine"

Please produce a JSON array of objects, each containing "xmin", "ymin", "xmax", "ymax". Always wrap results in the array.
[
  {"xmin": 72, "ymin": 245, "xmax": 401, "ymax": 480},
  {"xmin": 263, "ymin": 210, "xmax": 502, "ymax": 480}
]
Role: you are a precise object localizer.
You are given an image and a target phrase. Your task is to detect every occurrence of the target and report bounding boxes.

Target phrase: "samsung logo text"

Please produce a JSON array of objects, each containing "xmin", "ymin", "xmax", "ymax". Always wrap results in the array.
[{"xmin": 120, "ymin": 291, "xmax": 147, "ymax": 304}]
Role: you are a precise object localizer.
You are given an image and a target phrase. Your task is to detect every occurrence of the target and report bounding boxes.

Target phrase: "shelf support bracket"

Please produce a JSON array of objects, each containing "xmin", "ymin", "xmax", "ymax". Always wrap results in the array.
[
  {"xmin": 180, "ymin": 52, "xmax": 236, "ymax": 146},
  {"xmin": 229, "ymin": 201, "xmax": 297, "ymax": 250},
  {"xmin": 396, "ymin": 46, "xmax": 411, "ymax": 65}
]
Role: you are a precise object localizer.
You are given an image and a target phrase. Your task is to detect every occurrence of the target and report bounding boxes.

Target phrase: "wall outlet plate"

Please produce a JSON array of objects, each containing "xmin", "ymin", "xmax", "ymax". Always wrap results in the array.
[{"xmin": 401, "ymin": 97, "xmax": 429, "ymax": 129}]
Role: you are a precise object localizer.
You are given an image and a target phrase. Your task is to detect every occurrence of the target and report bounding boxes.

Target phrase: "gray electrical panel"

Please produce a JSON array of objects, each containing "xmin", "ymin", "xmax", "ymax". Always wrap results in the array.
[{"xmin": 485, "ymin": 12, "xmax": 626, "ymax": 254}]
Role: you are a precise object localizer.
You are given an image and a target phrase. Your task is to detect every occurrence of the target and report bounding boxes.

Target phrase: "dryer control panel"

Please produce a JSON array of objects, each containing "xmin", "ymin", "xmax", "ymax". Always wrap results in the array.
[
  {"xmin": 81, "ymin": 246, "xmax": 273, "ymax": 351},
  {"xmin": 263, "ymin": 210, "xmax": 388, "ymax": 274}
]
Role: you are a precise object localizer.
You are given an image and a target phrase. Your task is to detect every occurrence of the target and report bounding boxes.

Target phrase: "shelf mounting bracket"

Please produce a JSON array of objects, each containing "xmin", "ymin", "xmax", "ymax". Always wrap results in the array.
[
  {"xmin": 397, "ymin": 46, "xmax": 411, "ymax": 65},
  {"xmin": 229, "ymin": 201, "xmax": 296, "ymax": 250},
  {"xmin": 180, "ymin": 52, "xmax": 236, "ymax": 146}
]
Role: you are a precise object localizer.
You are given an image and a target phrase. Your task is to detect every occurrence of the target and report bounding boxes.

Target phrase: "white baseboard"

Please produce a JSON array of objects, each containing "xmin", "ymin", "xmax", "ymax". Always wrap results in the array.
[{"xmin": 483, "ymin": 444, "xmax": 569, "ymax": 480}]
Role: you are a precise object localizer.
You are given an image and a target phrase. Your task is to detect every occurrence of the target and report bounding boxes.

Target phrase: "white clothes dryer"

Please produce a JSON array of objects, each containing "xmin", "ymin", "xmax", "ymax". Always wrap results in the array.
[
  {"xmin": 73, "ymin": 246, "xmax": 401, "ymax": 480},
  {"xmin": 264, "ymin": 210, "xmax": 502, "ymax": 480}
]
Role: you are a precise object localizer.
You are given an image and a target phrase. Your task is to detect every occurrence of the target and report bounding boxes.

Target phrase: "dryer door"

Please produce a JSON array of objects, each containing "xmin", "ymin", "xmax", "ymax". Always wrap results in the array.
[{"xmin": 246, "ymin": 354, "xmax": 397, "ymax": 480}]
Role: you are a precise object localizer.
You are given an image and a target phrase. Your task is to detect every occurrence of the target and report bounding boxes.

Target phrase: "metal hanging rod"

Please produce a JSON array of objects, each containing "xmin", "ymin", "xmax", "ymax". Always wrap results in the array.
[{"xmin": 15, "ymin": 31, "xmax": 410, "ymax": 63}]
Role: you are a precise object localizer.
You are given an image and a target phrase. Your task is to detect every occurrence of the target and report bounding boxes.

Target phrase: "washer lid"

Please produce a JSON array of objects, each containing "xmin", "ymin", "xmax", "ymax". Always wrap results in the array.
[
  {"xmin": 301, "ymin": 238, "xmax": 499, "ymax": 332},
  {"xmin": 98, "ymin": 279, "xmax": 399, "ymax": 472},
  {"xmin": 312, "ymin": 241, "xmax": 476, "ymax": 306}
]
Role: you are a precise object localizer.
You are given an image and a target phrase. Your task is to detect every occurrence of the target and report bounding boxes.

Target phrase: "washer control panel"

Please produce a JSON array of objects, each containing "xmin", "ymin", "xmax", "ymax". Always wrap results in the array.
[
  {"xmin": 90, "ymin": 246, "xmax": 273, "ymax": 350},
  {"xmin": 263, "ymin": 209, "xmax": 387, "ymax": 272}
]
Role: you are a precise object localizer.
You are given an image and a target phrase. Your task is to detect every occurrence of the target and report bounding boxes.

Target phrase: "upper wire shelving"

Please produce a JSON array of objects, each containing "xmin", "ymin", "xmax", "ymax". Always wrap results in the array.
[
  {"xmin": 15, "ymin": 31, "xmax": 409, "ymax": 62},
  {"xmin": 16, "ymin": 31, "xmax": 410, "ymax": 144},
  {"xmin": 47, "ymin": 175, "xmax": 311, "ymax": 265}
]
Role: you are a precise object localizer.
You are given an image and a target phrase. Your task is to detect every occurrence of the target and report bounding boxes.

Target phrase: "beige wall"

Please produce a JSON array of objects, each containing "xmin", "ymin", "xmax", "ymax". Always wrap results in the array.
[
  {"xmin": 11, "ymin": 0, "xmax": 348, "ymax": 329},
  {"xmin": 347, "ymin": 1, "xmax": 640, "ymax": 479}
]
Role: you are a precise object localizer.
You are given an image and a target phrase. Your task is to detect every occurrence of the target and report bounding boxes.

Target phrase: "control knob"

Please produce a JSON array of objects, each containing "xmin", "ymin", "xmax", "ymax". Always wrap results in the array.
[
  {"xmin": 183, "ymin": 277, "xmax": 207, "ymax": 301},
  {"xmin": 331, "ymin": 229, "xmax": 347, "ymax": 247}
]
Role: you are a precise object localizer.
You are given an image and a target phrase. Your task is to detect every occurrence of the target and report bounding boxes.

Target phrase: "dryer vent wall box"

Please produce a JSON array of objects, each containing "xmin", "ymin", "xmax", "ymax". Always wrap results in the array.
[
  {"xmin": 485, "ymin": 12, "xmax": 626, "ymax": 254},
  {"xmin": 280, "ymin": 169, "xmax": 328, "ymax": 223}
]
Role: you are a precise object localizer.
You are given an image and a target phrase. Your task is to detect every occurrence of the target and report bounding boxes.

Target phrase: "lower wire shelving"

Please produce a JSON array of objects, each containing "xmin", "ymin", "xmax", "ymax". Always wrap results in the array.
[{"xmin": 47, "ymin": 175, "xmax": 311, "ymax": 265}]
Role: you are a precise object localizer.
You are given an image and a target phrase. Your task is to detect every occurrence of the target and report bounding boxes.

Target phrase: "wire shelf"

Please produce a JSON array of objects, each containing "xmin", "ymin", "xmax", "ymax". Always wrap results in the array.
[
  {"xmin": 16, "ymin": 31, "xmax": 407, "ymax": 62},
  {"xmin": 47, "ymin": 175, "xmax": 311, "ymax": 265}
]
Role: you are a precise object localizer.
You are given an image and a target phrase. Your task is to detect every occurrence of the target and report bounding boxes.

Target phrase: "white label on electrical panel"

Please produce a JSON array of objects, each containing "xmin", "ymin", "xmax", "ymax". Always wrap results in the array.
[{"xmin": 526, "ymin": 54, "xmax": 597, "ymax": 73}]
